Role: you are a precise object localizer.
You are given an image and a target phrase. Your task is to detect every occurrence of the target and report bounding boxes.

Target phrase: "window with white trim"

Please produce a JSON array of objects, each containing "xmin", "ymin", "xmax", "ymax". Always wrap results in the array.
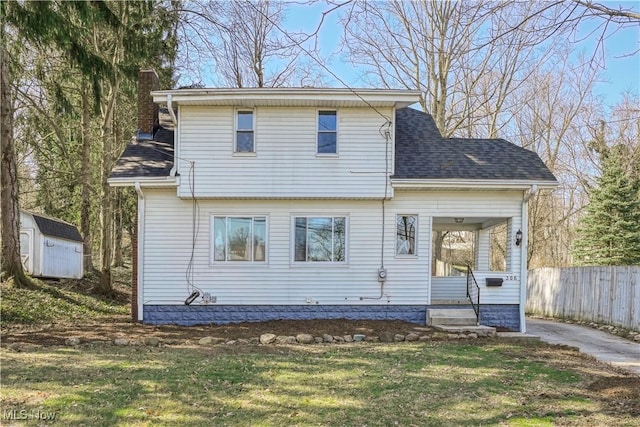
[
  {"xmin": 317, "ymin": 110, "xmax": 337, "ymax": 154},
  {"xmin": 396, "ymin": 215, "xmax": 417, "ymax": 255},
  {"xmin": 213, "ymin": 216, "xmax": 266, "ymax": 262},
  {"xmin": 235, "ymin": 110, "xmax": 254, "ymax": 152},
  {"xmin": 294, "ymin": 216, "xmax": 346, "ymax": 262}
]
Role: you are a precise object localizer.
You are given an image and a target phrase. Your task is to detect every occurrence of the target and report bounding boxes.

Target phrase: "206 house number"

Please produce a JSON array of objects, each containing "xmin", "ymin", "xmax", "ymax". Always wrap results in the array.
[{"xmin": 505, "ymin": 275, "xmax": 517, "ymax": 281}]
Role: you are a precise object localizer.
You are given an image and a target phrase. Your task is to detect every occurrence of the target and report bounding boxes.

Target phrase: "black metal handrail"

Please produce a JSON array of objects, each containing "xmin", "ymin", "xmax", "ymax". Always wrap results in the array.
[{"xmin": 466, "ymin": 265, "xmax": 480, "ymax": 325}]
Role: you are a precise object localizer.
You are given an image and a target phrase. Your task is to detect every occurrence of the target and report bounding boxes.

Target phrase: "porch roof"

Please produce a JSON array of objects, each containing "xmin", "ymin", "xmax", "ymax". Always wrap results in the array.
[{"xmin": 393, "ymin": 107, "xmax": 557, "ymax": 184}]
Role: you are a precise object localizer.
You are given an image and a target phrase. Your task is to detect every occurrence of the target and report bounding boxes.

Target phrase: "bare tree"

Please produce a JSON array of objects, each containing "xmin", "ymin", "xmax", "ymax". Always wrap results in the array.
[{"xmin": 175, "ymin": 0, "xmax": 324, "ymax": 87}]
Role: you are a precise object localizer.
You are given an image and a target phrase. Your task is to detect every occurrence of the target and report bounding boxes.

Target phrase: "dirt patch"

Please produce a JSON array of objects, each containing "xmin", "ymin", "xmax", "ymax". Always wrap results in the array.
[
  {"xmin": 1, "ymin": 319, "xmax": 429, "ymax": 346},
  {"xmin": 588, "ymin": 376, "xmax": 640, "ymax": 417}
]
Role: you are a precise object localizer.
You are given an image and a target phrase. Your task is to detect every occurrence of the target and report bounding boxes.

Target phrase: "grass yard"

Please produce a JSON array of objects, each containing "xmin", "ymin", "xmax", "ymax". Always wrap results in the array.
[{"xmin": 1, "ymin": 341, "xmax": 638, "ymax": 426}]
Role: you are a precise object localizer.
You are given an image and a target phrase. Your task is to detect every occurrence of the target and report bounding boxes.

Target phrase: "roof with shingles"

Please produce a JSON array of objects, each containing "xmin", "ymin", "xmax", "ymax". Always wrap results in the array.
[
  {"xmin": 109, "ymin": 109, "xmax": 174, "ymax": 179},
  {"xmin": 393, "ymin": 107, "xmax": 557, "ymax": 182},
  {"xmin": 30, "ymin": 213, "xmax": 83, "ymax": 242}
]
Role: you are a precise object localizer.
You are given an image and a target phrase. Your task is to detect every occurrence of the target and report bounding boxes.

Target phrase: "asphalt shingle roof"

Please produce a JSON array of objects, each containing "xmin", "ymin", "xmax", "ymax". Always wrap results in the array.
[
  {"xmin": 393, "ymin": 107, "xmax": 557, "ymax": 182},
  {"xmin": 109, "ymin": 109, "xmax": 174, "ymax": 179},
  {"xmin": 32, "ymin": 213, "xmax": 83, "ymax": 242}
]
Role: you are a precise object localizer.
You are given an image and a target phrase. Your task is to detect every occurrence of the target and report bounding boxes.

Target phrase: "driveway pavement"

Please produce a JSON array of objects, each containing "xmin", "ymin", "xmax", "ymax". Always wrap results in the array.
[{"xmin": 526, "ymin": 317, "xmax": 640, "ymax": 376}]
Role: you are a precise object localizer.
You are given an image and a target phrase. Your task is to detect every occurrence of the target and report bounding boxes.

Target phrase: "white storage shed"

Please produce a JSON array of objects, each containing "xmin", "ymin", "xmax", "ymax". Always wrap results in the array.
[{"xmin": 19, "ymin": 210, "xmax": 83, "ymax": 279}]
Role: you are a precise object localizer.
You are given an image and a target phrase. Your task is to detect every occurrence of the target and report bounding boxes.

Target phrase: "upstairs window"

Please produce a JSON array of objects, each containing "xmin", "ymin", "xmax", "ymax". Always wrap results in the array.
[
  {"xmin": 294, "ymin": 216, "xmax": 346, "ymax": 262},
  {"xmin": 213, "ymin": 216, "xmax": 266, "ymax": 262},
  {"xmin": 235, "ymin": 110, "xmax": 254, "ymax": 153},
  {"xmin": 317, "ymin": 110, "xmax": 337, "ymax": 154}
]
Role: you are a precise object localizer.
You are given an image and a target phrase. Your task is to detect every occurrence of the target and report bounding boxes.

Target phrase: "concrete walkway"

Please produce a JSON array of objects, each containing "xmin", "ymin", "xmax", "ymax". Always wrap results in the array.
[{"xmin": 526, "ymin": 318, "xmax": 640, "ymax": 376}]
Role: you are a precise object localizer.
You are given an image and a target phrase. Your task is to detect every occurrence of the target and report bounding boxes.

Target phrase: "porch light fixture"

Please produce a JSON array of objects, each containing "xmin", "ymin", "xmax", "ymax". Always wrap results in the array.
[
  {"xmin": 515, "ymin": 229, "xmax": 523, "ymax": 246},
  {"xmin": 454, "ymin": 217, "xmax": 464, "ymax": 224}
]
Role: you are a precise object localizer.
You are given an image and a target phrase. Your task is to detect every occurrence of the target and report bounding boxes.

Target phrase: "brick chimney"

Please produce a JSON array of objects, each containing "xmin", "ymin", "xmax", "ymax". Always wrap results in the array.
[{"xmin": 137, "ymin": 69, "xmax": 160, "ymax": 138}]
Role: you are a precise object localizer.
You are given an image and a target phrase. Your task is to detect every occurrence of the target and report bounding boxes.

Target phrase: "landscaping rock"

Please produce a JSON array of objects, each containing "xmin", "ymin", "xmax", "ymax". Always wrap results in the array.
[
  {"xmin": 418, "ymin": 335, "xmax": 431, "ymax": 342},
  {"xmin": 114, "ymin": 338, "xmax": 129, "ymax": 346},
  {"xmin": 634, "ymin": 335, "xmax": 640, "ymax": 343},
  {"xmin": 285, "ymin": 336, "xmax": 297, "ymax": 344},
  {"xmin": 250, "ymin": 337, "xmax": 260, "ymax": 344},
  {"xmin": 314, "ymin": 336, "xmax": 323, "ymax": 343},
  {"xmin": 343, "ymin": 335, "xmax": 353, "ymax": 343},
  {"xmin": 143, "ymin": 337, "xmax": 160, "ymax": 347},
  {"xmin": 405, "ymin": 333, "xmax": 420, "ymax": 342},
  {"xmin": 260, "ymin": 334, "xmax": 277, "ymax": 344},
  {"xmin": 353, "ymin": 334, "xmax": 366, "ymax": 342},
  {"xmin": 226, "ymin": 340, "xmax": 237, "ymax": 345},
  {"xmin": 394, "ymin": 334, "xmax": 405, "ymax": 342},
  {"xmin": 333, "ymin": 336, "xmax": 344, "ymax": 343},
  {"xmin": 322, "ymin": 334, "xmax": 334, "ymax": 343},
  {"xmin": 275, "ymin": 335, "xmax": 289, "ymax": 344},
  {"xmin": 447, "ymin": 334, "xmax": 460, "ymax": 340},
  {"xmin": 467, "ymin": 333, "xmax": 478, "ymax": 339},
  {"xmin": 379, "ymin": 331, "xmax": 395, "ymax": 343},
  {"xmin": 199, "ymin": 336, "xmax": 225, "ymax": 345},
  {"xmin": 65, "ymin": 337, "xmax": 81, "ymax": 346},
  {"xmin": 365, "ymin": 336, "xmax": 380, "ymax": 342},
  {"xmin": 296, "ymin": 334, "xmax": 314, "ymax": 344}
]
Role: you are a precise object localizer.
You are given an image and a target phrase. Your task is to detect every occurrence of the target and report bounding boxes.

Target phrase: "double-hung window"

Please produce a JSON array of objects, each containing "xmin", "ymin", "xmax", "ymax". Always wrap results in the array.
[
  {"xmin": 317, "ymin": 110, "xmax": 337, "ymax": 154},
  {"xmin": 235, "ymin": 110, "xmax": 254, "ymax": 153},
  {"xmin": 294, "ymin": 216, "xmax": 346, "ymax": 262},
  {"xmin": 396, "ymin": 214, "xmax": 417, "ymax": 256},
  {"xmin": 213, "ymin": 216, "xmax": 266, "ymax": 262}
]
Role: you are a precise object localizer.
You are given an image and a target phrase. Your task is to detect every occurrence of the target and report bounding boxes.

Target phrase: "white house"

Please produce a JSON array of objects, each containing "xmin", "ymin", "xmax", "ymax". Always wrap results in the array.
[
  {"xmin": 19, "ymin": 210, "xmax": 83, "ymax": 279},
  {"xmin": 109, "ymin": 70, "xmax": 557, "ymax": 331}
]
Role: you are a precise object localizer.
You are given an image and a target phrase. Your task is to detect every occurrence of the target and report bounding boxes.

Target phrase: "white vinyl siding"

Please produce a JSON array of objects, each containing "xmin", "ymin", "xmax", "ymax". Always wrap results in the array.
[
  {"xmin": 177, "ymin": 106, "xmax": 393, "ymax": 198},
  {"xmin": 141, "ymin": 189, "xmax": 523, "ymax": 306}
]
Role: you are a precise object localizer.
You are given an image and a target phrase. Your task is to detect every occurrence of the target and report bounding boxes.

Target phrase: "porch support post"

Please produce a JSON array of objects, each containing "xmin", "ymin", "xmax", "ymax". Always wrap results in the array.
[
  {"xmin": 520, "ymin": 185, "xmax": 538, "ymax": 333},
  {"xmin": 476, "ymin": 229, "xmax": 490, "ymax": 271}
]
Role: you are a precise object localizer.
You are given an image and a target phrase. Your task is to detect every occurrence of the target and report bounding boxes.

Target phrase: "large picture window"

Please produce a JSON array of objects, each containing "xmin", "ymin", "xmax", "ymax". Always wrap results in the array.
[
  {"xmin": 213, "ymin": 216, "xmax": 266, "ymax": 262},
  {"xmin": 235, "ymin": 110, "xmax": 254, "ymax": 152},
  {"xmin": 396, "ymin": 214, "xmax": 417, "ymax": 256},
  {"xmin": 317, "ymin": 110, "xmax": 337, "ymax": 154},
  {"xmin": 294, "ymin": 216, "xmax": 346, "ymax": 262}
]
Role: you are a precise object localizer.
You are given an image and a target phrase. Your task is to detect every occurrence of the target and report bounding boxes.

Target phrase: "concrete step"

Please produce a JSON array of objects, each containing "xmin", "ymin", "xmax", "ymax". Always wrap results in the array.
[
  {"xmin": 433, "ymin": 325, "xmax": 496, "ymax": 336},
  {"xmin": 430, "ymin": 316, "xmax": 478, "ymax": 326},
  {"xmin": 427, "ymin": 308, "xmax": 478, "ymax": 326}
]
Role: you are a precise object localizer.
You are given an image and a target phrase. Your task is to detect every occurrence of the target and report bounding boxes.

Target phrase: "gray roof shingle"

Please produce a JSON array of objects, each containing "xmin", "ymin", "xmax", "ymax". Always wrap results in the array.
[
  {"xmin": 32, "ymin": 213, "xmax": 83, "ymax": 242},
  {"xmin": 393, "ymin": 107, "xmax": 557, "ymax": 182},
  {"xmin": 110, "ymin": 108, "xmax": 175, "ymax": 179}
]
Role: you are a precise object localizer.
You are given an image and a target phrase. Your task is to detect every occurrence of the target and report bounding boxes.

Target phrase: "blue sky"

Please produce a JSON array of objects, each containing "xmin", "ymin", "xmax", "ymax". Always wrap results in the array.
[{"xmin": 284, "ymin": 1, "xmax": 639, "ymax": 111}]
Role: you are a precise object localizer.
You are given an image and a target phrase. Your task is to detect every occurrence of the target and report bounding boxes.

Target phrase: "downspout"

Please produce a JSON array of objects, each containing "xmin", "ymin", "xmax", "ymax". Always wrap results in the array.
[
  {"xmin": 167, "ymin": 94, "xmax": 179, "ymax": 177},
  {"xmin": 519, "ymin": 184, "xmax": 537, "ymax": 332},
  {"xmin": 135, "ymin": 182, "xmax": 145, "ymax": 322}
]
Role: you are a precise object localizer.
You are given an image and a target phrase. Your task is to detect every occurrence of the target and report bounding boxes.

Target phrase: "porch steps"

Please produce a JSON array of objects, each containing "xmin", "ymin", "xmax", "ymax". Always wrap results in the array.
[{"xmin": 427, "ymin": 308, "xmax": 478, "ymax": 326}]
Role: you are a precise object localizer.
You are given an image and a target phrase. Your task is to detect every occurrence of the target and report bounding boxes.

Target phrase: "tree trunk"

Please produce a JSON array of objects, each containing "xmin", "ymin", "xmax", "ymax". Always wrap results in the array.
[
  {"xmin": 80, "ymin": 80, "xmax": 95, "ymax": 274},
  {"xmin": 98, "ymin": 77, "xmax": 119, "ymax": 295},
  {"xmin": 112, "ymin": 189, "xmax": 123, "ymax": 267},
  {"xmin": 0, "ymin": 29, "xmax": 35, "ymax": 288}
]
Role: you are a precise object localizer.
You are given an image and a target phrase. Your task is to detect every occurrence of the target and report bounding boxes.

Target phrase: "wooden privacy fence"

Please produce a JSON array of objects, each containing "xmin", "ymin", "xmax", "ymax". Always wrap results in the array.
[{"xmin": 527, "ymin": 266, "xmax": 640, "ymax": 331}]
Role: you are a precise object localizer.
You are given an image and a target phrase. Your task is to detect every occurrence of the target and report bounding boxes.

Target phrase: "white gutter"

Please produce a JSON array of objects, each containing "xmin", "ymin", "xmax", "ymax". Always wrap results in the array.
[
  {"xmin": 134, "ymin": 182, "xmax": 145, "ymax": 322},
  {"xmin": 108, "ymin": 177, "xmax": 178, "ymax": 187},
  {"xmin": 166, "ymin": 94, "xmax": 179, "ymax": 178},
  {"xmin": 519, "ymin": 184, "xmax": 538, "ymax": 332},
  {"xmin": 391, "ymin": 179, "xmax": 557, "ymax": 190}
]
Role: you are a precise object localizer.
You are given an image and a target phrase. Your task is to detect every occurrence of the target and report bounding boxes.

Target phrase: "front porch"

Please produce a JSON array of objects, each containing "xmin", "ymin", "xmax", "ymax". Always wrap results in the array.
[{"xmin": 428, "ymin": 215, "xmax": 524, "ymax": 331}]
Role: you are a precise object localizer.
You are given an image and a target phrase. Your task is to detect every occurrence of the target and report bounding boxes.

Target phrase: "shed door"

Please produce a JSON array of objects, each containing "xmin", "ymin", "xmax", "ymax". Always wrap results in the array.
[{"xmin": 20, "ymin": 229, "xmax": 34, "ymax": 273}]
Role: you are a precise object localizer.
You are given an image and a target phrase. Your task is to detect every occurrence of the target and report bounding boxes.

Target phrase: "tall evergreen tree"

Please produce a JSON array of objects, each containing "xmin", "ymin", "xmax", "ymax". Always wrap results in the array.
[{"xmin": 573, "ymin": 145, "xmax": 640, "ymax": 266}]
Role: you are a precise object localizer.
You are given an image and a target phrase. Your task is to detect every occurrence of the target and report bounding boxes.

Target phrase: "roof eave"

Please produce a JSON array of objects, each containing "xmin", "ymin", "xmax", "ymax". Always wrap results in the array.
[
  {"xmin": 151, "ymin": 88, "xmax": 420, "ymax": 108},
  {"xmin": 108, "ymin": 176, "xmax": 178, "ymax": 187},
  {"xmin": 391, "ymin": 178, "xmax": 559, "ymax": 190}
]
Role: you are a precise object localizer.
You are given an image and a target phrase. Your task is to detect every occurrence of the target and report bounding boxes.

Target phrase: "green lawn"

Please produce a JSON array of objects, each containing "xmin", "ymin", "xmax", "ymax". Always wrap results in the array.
[{"xmin": 2, "ymin": 341, "xmax": 637, "ymax": 426}]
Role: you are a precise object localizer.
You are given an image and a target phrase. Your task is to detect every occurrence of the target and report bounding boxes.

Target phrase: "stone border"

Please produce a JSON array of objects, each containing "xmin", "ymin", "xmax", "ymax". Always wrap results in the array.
[{"xmin": 47, "ymin": 328, "xmax": 497, "ymax": 348}]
